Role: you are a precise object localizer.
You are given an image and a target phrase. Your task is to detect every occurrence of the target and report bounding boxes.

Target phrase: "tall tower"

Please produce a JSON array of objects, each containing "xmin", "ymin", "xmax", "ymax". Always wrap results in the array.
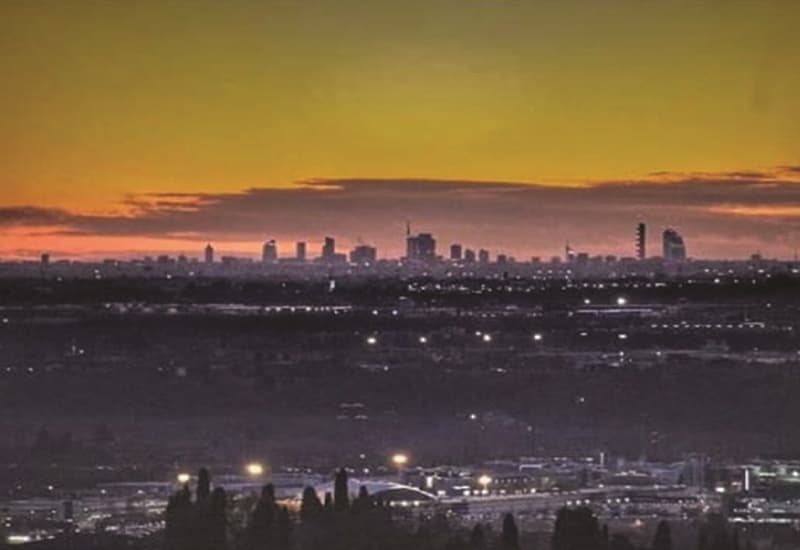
[
  {"xmin": 662, "ymin": 228, "xmax": 686, "ymax": 262},
  {"xmin": 204, "ymin": 243, "xmax": 214, "ymax": 264},
  {"xmin": 296, "ymin": 241, "xmax": 307, "ymax": 262},
  {"xmin": 636, "ymin": 223, "xmax": 646, "ymax": 260},
  {"xmin": 262, "ymin": 239, "xmax": 278, "ymax": 263}
]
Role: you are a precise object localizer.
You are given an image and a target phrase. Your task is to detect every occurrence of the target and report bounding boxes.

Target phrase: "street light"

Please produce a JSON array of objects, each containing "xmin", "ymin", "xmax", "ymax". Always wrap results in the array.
[
  {"xmin": 246, "ymin": 462, "xmax": 265, "ymax": 477},
  {"xmin": 177, "ymin": 473, "xmax": 191, "ymax": 484},
  {"xmin": 392, "ymin": 453, "xmax": 408, "ymax": 481},
  {"xmin": 478, "ymin": 474, "xmax": 492, "ymax": 495},
  {"xmin": 392, "ymin": 453, "xmax": 409, "ymax": 467}
]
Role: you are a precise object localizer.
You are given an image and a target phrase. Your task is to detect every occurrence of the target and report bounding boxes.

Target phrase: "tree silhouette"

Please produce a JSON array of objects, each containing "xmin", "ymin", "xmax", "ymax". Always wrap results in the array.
[
  {"xmin": 245, "ymin": 484, "xmax": 276, "ymax": 549},
  {"xmin": 553, "ymin": 507, "xmax": 602, "ymax": 550},
  {"xmin": 334, "ymin": 468, "xmax": 350, "ymax": 512},
  {"xmin": 469, "ymin": 523, "xmax": 486, "ymax": 549},
  {"xmin": 197, "ymin": 467, "xmax": 211, "ymax": 500},
  {"xmin": 300, "ymin": 486, "xmax": 323, "ymax": 522},
  {"xmin": 652, "ymin": 520, "xmax": 672, "ymax": 550},
  {"xmin": 501, "ymin": 513, "xmax": 520, "ymax": 550}
]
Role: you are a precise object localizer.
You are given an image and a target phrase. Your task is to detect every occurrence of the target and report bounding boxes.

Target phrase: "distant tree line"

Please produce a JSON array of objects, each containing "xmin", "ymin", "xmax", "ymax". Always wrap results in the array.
[{"xmin": 162, "ymin": 468, "xmax": 749, "ymax": 550}]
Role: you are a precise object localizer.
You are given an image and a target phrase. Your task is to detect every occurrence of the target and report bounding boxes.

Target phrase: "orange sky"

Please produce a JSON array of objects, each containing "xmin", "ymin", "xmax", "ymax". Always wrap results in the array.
[{"xmin": 1, "ymin": 1, "xmax": 799, "ymax": 259}]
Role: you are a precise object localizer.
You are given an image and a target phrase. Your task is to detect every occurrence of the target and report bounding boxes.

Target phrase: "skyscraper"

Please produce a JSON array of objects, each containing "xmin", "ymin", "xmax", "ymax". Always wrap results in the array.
[
  {"xmin": 321, "ymin": 236, "xmax": 336, "ymax": 259},
  {"xmin": 296, "ymin": 241, "xmax": 307, "ymax": 262},
  {"xmin": 406, "ymin": 233, "xmax": 436, "ymax": 261},
  {"xmin": 349, "ymin": 244, "xmax": 377, "ymax": 264},
  {"xmin": 450, "ymin": 244, "xmax": 463, "ymax": 261},
  {"xmin": 636, "ymin": 222, "xmax": 646, "ymax": 260},
  {"xmin": 478, "ymin": 249, "xmax": 490, "ymax": 264},
  {"xmin": 262, "ymin": 239, "xmax": 278, "ymax": 263},
  {"xmin": 662, "ymin": 228, "xmax": 687, "ymax": 262},
  {"xmin": 464, "ymin": 249, "xmax": 476, "ymax": 263},
  {"xmin": 204, "ymin": 243, "xmax": 214, "ymax": 264}
]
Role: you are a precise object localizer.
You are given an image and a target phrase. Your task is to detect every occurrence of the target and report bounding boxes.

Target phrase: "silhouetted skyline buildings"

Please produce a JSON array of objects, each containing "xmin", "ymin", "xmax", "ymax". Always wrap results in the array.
[{"xmin": 196, "ymin": 222, "xmax": 688, "ymax": 266}]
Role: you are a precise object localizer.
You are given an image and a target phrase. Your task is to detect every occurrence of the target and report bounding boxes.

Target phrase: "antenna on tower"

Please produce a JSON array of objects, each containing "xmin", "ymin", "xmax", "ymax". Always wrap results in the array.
[{"xmin": 406, "ymin": 220, "xmax": 411, "ymax": 237}]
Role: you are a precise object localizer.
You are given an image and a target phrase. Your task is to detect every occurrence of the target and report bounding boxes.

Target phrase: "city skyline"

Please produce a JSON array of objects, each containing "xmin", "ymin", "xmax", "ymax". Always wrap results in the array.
[
  {"xmin": 2, "ymin": 1, "xmax": 800, "ymax": 260},
  {"xmin": 4, "ymin": 170, "xmax": 800, "ymax": 261}
]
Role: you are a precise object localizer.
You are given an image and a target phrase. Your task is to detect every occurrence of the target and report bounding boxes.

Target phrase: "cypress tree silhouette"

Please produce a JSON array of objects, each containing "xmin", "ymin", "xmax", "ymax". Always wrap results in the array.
[
  {"xmin": 553, "ymin": 507, "xmax": 602, "ymax": 550},
  {"xmin": 501, "ymin": 513, "xmax": 520, "ymax": 550},
  {"xmin": 209, "ymin": 487, "xmax": 228, "ymax": 550},
  {"xmin": 334, "ymin": 468, "xmax": 350, "ymax": 512},
  {"xmin": 469, "ymin": 524, "xmax": 486, "ymax": 549},
  {"xmin": 300, "ymin": 486, "xmax": 323, "ymax": 522},
  {"xmin": 352, "ymin": 485, "xmax": 371, "ymax": 514},
  {"xmin": 197, "ymin": 467, "xmax": 211, "ymax": 500},
  {"xmin": 652, "ymin": 520, "xmax": 672, "ymax": 550},
  {"xmin": 245, "ymin": 484, "xmax": 277, "ymax": 549}
]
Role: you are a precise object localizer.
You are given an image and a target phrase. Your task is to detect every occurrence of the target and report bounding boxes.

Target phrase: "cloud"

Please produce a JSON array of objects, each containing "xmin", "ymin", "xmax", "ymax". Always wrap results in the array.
[{"xmin": 3, "ymin": 169, "xmax": 800, "ymax": 259}]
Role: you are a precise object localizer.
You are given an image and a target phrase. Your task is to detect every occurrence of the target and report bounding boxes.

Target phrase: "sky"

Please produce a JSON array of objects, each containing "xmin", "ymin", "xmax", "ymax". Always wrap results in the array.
[{"xmin": 1, "ymin": 1, "xmax": 799, "ymax": 260}]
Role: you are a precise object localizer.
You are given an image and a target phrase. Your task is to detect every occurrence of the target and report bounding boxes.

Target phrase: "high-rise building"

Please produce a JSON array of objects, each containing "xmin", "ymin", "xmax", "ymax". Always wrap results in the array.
[
  {"xmin": 321, "ymin": 236, "xmax": 336, "ymax": 259},
  {"xmin": 636, "ymin": 222, "xmax": 646, "ymax": 260},
  {"xmin": 41, "ymin": 253, "xmax": 50, "ymax": 266},
  {"xmin": 464, "ymin": 249, "xmax": 476, "ymax": 263},
  {"xmin": 662, "ymin": 228, "xmax": 687, "ymax": 262},
  {"xmin": 296, "ymin": 241, "xmax": 307, "ymax": 262},
  {"xmin": 406, "ymin": 233, "xmax": 436, "ymax": 261},
  {"xmin": 349, "ymin": 244, "xmax": 377, "ymax": 264},
  {"xmin": 450, "ymin": 244, "xmax": 463, "ymax": 261},
  {"xmin": 262, "ymin": 239, "xmax": 278, "ymax": 263},
  {"xmin": 478, "ymin": 249, "xmax": 490, "ymax": 264},
  {"xmin": 204, "ymin": 243, "xmax": 214, "ymax": 264}
]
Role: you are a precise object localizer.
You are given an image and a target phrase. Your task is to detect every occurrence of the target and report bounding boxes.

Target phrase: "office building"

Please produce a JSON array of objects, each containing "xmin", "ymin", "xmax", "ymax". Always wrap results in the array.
[
  {"xmin": 321, "ymin": 237, "xmax": 336, "ymax": 260},
  {"xmin": 350, "ymin": 245, "xmax": 377, "ymax": 264},
  {"xmin": 464, "ymin": 249, "xmax": 476, "ymax": 263},
  {"xmin": 636, "ymin": 222, "xmax": 646, "ymax": 260},
  {"xmin": 204, "ymin": 243, "xmax": 214, "ymax": 264},
  {"xmin": 663, "ymin": 228, "xmax": 687, "ymax": 262},
  {"xmin": 450, "ymin": 244, "xmax": 463, "ymax": 261},
  {"xmin": 262, "ymin": 240, "xmax": 278, "ymax": 263},
  {"xmin": 478, "ymin": 249, "xmax": 490, "ymax": 264},
  {"xmin": 296, "ymin": 241, "xmax": 307, "ymax": 262},
  {"xmin": 406, "ymin": 233, "xmax": 437, "ymax": 262}
]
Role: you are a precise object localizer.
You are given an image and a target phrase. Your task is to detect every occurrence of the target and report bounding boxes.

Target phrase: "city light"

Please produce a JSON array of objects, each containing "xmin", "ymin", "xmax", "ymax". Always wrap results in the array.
[
  {"xmin": 616, "ymin": 297, "xmax": 628, "ymax": 306},
  {"xmin": 246, "ymin": 462, "xmax": 265, "ymax": 477},
  {"xmin": 533, "ymin": 333, "xmax": 543, "ymax": 342},
  {"xmin": 177, "ymin": 472, "xmax": 191, "ymax": 484},
  {"xmin": 482, "ymin": 334, "xmax": 492, "ymax": 343},
  {"xmin": 419, "ymin": 336, "xmax": 428, "ymax": 344},
  {"xmin": 366, "ymin": 336, "xmax": 377, "ymax": 345},
  {"xmin": 478, "ymin": 474, "xmax": 492, "ymax": 495},
  {"xmin": 392, "ymin": 453, "xmax": 409, "ymax": 467}
]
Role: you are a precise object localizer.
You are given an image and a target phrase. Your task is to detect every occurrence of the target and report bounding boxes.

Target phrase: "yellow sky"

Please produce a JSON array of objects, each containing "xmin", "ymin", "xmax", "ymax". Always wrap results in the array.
[{"xmin": 1, "ymin": 1, "xmax": 799, "ymax": 213}]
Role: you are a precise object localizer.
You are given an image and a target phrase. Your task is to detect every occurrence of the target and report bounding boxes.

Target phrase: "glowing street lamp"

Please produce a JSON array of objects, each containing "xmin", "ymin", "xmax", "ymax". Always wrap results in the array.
[
  {"xmin": 246, "ymin": 462, "xmax": 265, "ymax": 477},
  {"xmin": 616, "ymin": 297, "xmax": 628, "ymax": 306},
  {"xmin": 478, "ymin": 474, "xmax": 492, "ymax": 495},
  {"xmin": 392, "ymin": 453, "xmax": 409, "ymax": 480},
  {"xmin": 392, "ymin": 453, "xmax": 409, "ymax": 467}
]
